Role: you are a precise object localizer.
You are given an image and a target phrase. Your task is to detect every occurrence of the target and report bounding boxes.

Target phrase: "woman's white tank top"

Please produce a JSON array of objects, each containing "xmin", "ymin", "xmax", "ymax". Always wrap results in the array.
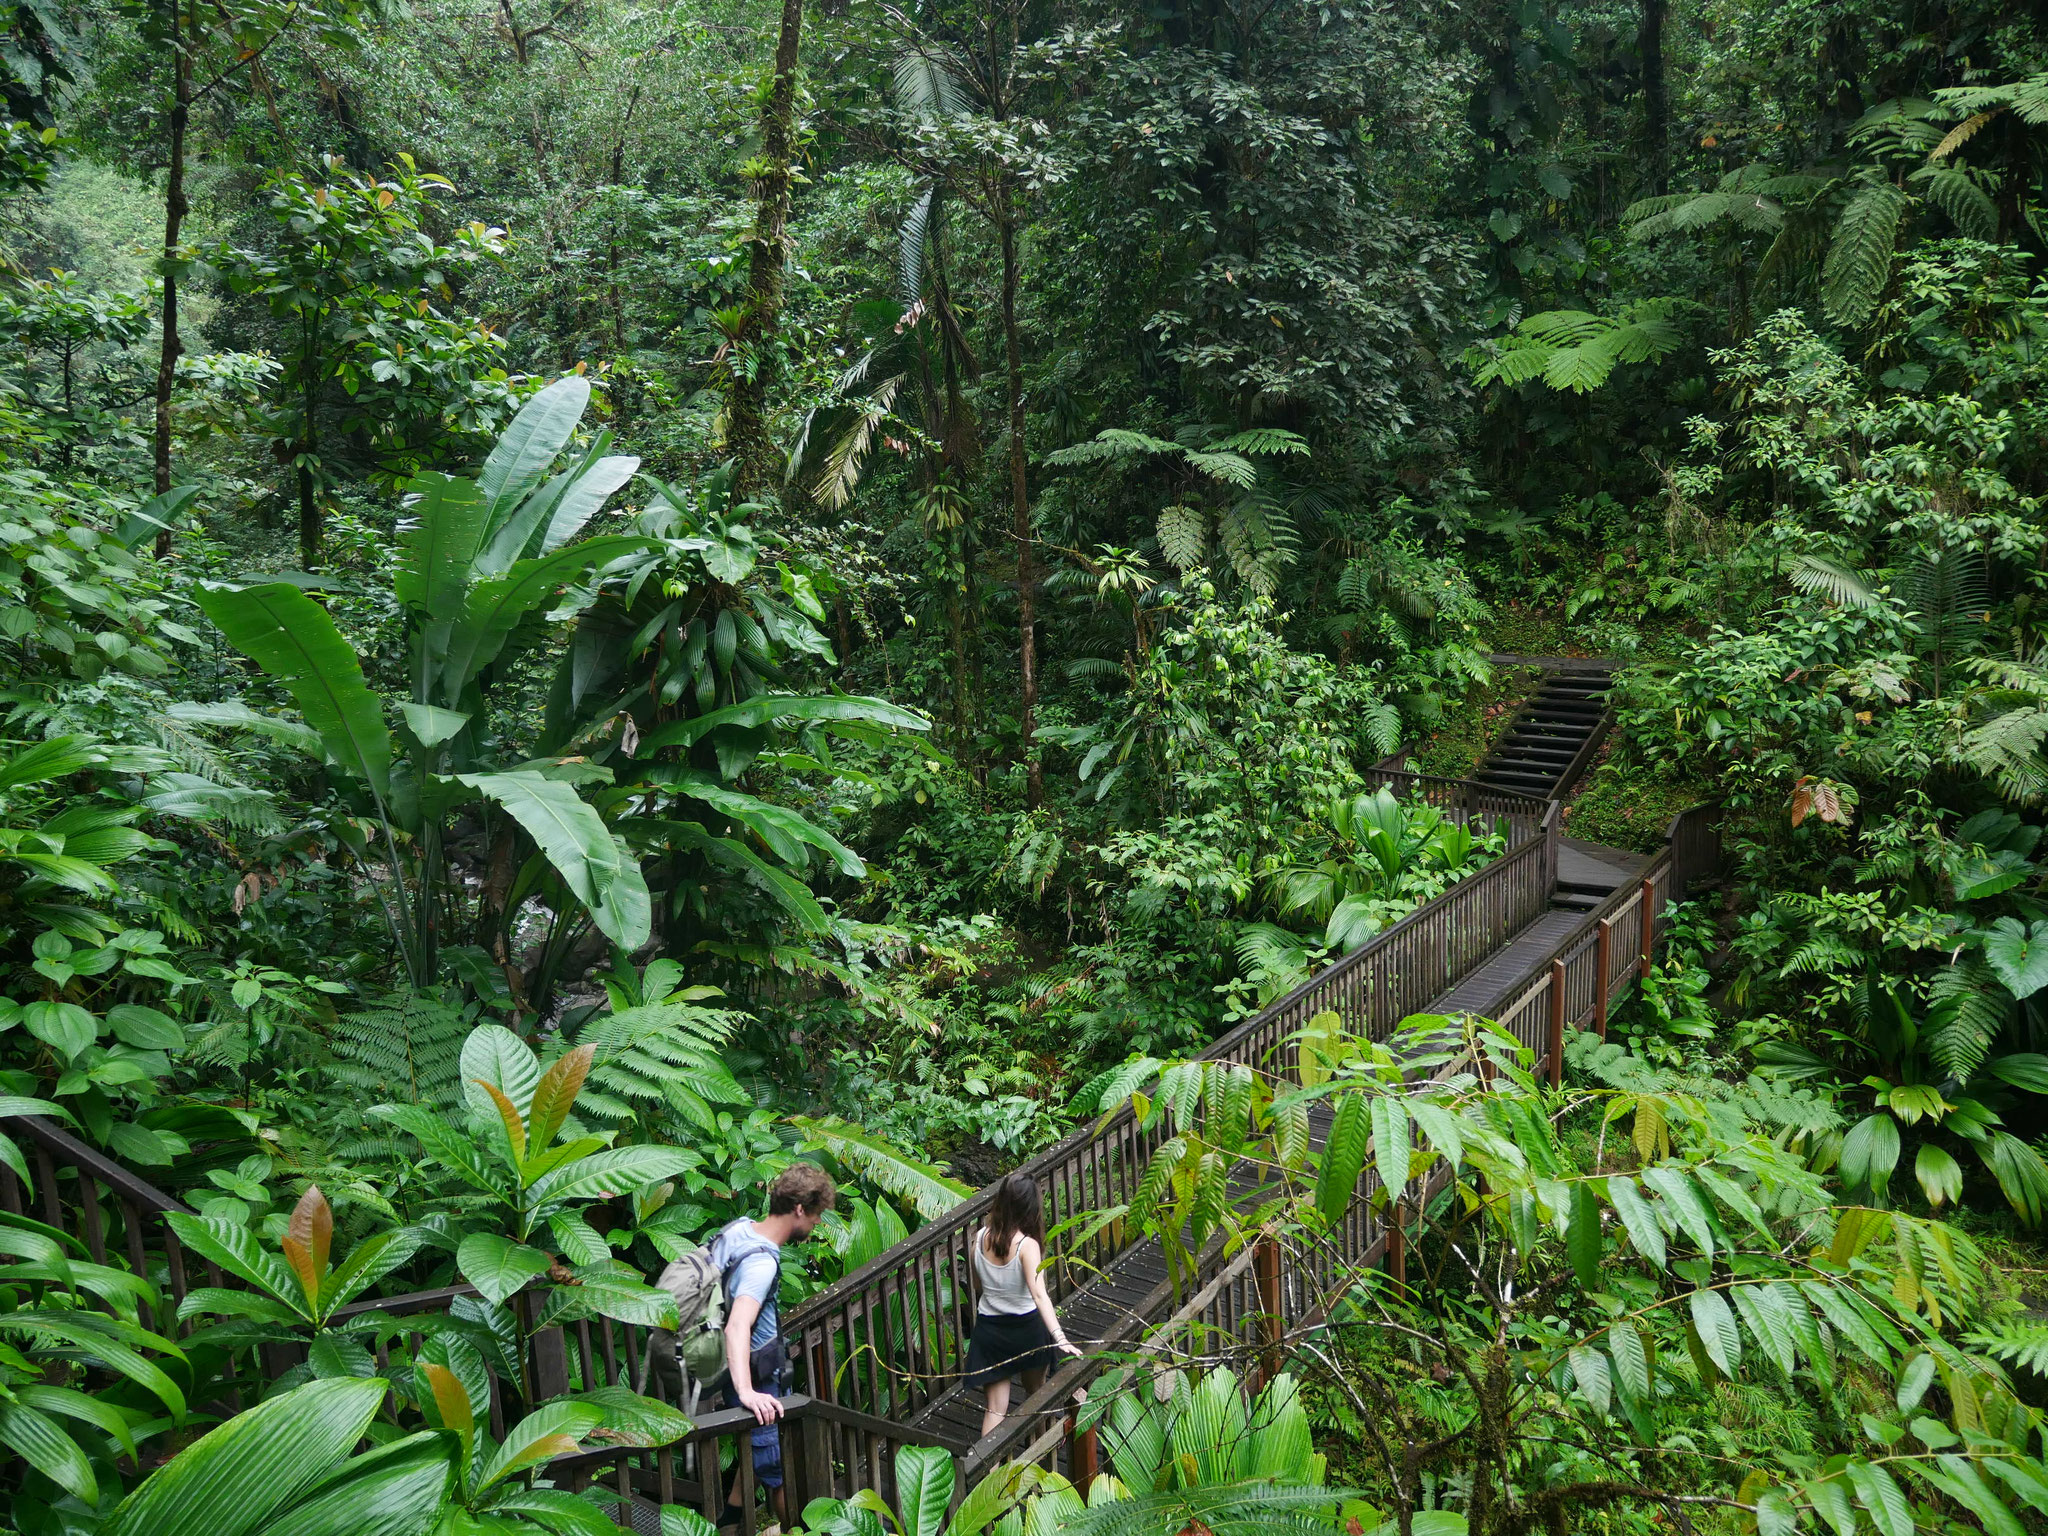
[{"xmin": 973, "ymin": 1227, "xmax": 1035, "ymax": 1316}]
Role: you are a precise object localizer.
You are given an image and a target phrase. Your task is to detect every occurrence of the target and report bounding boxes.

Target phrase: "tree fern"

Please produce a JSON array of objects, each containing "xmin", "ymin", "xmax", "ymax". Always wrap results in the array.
[
  {"xmin": 1821, "ymin": 175, "xmax": 1908, "ymax": 325},
  {"xmin": 1156, "ymin": 504, "xmax": 1208, "ymax": 573},
  {"xmin": 564, "ymin": 998, "xmax": 749, "ymax": 1131},
  {"xmin": 1964, "ymin": 1318, "xmax": 2048, "ymax": 1377},
  {"xmin": 329, "ymin": 991, "xmax": 474, "ymax": 1114},
  {"xmin": 1926, "ymin": 961, "xmax": 2010, "ymax": 1081},
  {"xmin": 1909, "ymin": 165, "xmax": 1999, "ymax": 239},
  {"xmin": 1789, "ymin": 554, "xmax": 1880, "ymax": 608}
]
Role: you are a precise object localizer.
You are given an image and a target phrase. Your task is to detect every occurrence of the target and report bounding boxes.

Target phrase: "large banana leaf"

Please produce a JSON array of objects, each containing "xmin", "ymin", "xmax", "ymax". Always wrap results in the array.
[
  {"xmin": 395, "ymin": 474, "xmax": 489, "ymax": 624},
  {"xmin": 476, "ymin": 376, "xmax": 591, "ymax": 540},
  {"xmin": 639, "ymin": 692, "xmax": 931, "ymax": 753},
  {"xmin": 103, "ymin": 1377, "xmax": 389, "ymax": 1536},
  {"xmin": 457, "ymin": 772, "xmax": 650, "ymax": 949},
  {"xmin": 433, "ymin": 535, "xmax": 650, "ymax": 705},
  {"xmin": 194, "ymin": 584, "xmax": 392, "ymax": 801}
]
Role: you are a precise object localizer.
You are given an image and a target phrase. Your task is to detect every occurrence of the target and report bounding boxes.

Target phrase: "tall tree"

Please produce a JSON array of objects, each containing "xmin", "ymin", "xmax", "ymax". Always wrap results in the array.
[{"xmin": 726, "ymin": 0, "xmax": 806, "ymax": 500}]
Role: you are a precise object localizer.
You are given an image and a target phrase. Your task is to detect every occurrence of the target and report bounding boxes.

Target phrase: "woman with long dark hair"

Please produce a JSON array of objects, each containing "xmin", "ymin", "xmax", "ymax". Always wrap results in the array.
[{"xmin": 964, "ymin": 1172, "xmax": 1081, "ymax": 1437}]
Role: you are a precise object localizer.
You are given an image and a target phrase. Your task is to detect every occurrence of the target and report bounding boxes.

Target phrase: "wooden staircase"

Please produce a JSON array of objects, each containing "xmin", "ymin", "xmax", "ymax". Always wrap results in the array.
[{"xmin": 1473, "ymin": 665, "xmax": 1614, "ymax": 802}]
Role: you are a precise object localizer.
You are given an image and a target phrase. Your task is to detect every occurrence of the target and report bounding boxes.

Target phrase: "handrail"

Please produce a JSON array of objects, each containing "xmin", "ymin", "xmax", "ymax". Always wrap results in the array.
[{"xmin": 784, "ymin": 800, "xmax": 1557, "ymax": 1340}]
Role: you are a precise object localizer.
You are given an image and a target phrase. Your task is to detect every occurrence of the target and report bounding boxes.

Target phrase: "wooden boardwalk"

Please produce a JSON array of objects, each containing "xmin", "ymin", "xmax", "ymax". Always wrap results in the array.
[{"xmin": 0, "ymin": 736, "xmax": 1724, "ymax": 1531}]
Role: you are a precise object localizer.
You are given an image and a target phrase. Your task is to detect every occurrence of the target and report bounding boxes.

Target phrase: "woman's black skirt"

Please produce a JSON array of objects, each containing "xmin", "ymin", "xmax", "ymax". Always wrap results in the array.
[{"xmin": 965, "ymin": 1309, "xmax": 1055, "ymax": 1389}]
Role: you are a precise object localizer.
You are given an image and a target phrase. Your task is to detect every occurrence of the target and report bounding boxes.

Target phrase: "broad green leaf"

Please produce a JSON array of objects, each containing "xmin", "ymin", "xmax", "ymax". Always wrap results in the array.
[
  {"xmin": 1370, "ymin": 1096, "xmax": 1410, "ymax": 1195},
  {"xmin": 474, "ymin": 1400, "xmax": 604, "ymax": 1491},
  {"xmin": 323, "ymin": 1227, "xmax": 427, "ymax": 1314},
  {"xmin": 1566, "ymin": 1345, "xmax": 1610, "ymax": 1416},
  {"xmin": 476, "ymin": 375, "xmax": 589, "ymax": 535},
  {"xmin": 459, "ymin": 773, "xmax": 647, "ymax": 949},
  {"xmin": 459, "ymin": 1022, "xmax": 542, "ymax": 1124},
  {"xmin": 526, "ymin": 1146, "xmax": 693, "ymax": 1212},
  {"xmin": 1316, "ymin": 1096, "xmax": 1370, "ymax": 1225},
  {"xmin": 1641, "ymin": 1165, "xmax": 1717, "ymax": 1257},
  {"xmin": 1914, "ymin": 1143, "xmax": 1963, "ymax": 1208},
  {"xmin": 397, "ymin": 703, "xmax": 470, "ymax": 749},
  {"xmin": 102, "ymin": 1377, "xmax": 388, "ymax": 1536},
  {"xmin": 394, "ymin": 473, "xmax": 487, "ymax": 622},
  {"xmin": 1606, "ymin": 1176, "xmax": 1666, "ymax": 1268},
  {"xmin": 0, "ymin": 1400, "xmax": 97, "ymax": 1500},
  {"xmin": 16, "ymin": 1382, "xmax": 139, "ymax": 1458},
  {"xmin": 790, "ymin": 1116, "xmax": 969, "ymax": 1220},
  {"xmin": 1845, "ymin": 1458, "xmax": 1913, "ymax": 1536},
  {"xmin": 639, "ymin": 693, "xmax": 930, "ymax": 754},
  {"xmin": 894, "ymin": 1443, "xmax": 955, "ymax": 1536},
  {"xmin": 1607, "ymin": 1319, "xmax": 1650, "ymax": 1406},
  {"xmin": 165, "ymin": 1213, "xmax": 306, "ymax": 1315},
  {"xmin": 193, "ymin": 584, "xmax": 391, "ymax": 800},
  {"xmin": 1840, "ymin": 1114, "xmax": 1901, "ymax": 1198},
  {"xmin": 1567, "ymin": 1182, "xmax": 1602, "ymax": 1290},
  {"xmin": 1689, "ymin": 1288, "xmax": 1740, "ymax": 1376},
  {"xmin": 1983, "ymin": 917, "xmax": 2048, "ymax": 999},
  {"xmin": 251, "ymin": 1432, "xmax": 454, "ymax": 1536},
  {"xmin": 455, "ymin": 1233, "xmax": 551, "ymax": 1306}
]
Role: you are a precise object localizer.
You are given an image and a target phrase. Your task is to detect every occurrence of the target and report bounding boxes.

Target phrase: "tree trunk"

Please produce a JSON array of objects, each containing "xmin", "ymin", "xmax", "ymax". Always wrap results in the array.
[
  {"xmin": 298, "ymin": 318, "xmax": 321, "ymax": 567},
  {"xmin": 998, "ymin": 208, "xmax": 1041, "ymax": 809},
  {"xmin": 1640, "ymin": 0, "xmax": 1670, "ymax": 195},
  {"xmin": 151, "ymin": 0, "xmax": 190, "ymax": 557},
  {"xmin": 727, "ymin": 0, "xmax": 804, "ymax": 499}
]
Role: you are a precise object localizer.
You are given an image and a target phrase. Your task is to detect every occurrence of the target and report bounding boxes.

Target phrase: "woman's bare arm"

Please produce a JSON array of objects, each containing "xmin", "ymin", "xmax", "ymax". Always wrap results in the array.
[{"xmin": 1021, "ymin": 1237, "xmax": 1081, "ymax": 1356}]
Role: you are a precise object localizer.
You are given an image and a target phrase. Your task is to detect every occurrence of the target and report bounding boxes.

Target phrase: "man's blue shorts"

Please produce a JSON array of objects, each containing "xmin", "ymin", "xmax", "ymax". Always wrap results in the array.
[{"xmin": 721, "ymin": 1377, "xmax": 785, "ymax": 1489}]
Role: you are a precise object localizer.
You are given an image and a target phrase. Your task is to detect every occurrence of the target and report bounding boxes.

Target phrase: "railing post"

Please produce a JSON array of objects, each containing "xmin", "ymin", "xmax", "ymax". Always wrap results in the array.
[
  {"xmin": 1255, "ymin": 1236, "xmax": 1283, "ymax": 1387},
  {"xmin": 1547, "ymin": 960, "xmax": 1566, "ymax": 1087},
  {"xmin": 1639, "ymin": 877, "xmax": 1656, "ymax": 973},
  {"xmin": 1064, "ymin": 1409, "xmax": 1099, "ymax": 1497},
  {"xmin": 1594, "ymin": 919, "xmax": 1613, "ymax": 1039}
]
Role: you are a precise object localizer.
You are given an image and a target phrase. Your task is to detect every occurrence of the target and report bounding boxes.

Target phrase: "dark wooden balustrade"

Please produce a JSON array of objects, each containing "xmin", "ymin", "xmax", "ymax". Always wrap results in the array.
[{"xmin": 0, "ymin": 772, "xmax": 1723, "ymax": 1519}]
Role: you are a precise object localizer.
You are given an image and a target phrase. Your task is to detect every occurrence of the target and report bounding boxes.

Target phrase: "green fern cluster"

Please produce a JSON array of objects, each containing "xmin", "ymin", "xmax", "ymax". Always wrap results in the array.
[
  {"xmin": 564, "ymin": 999, "xmax": 751, "ymax": 1132},
  {"xmin": 328, "ymin": 990, "xmax": 474, "ymax": 1112}
]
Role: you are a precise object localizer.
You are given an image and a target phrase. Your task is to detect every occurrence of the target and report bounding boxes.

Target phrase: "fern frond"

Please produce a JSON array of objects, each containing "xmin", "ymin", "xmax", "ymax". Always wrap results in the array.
[
  {"xmin": 789, "ymin": 1114, "xmax": 971, "ymax": 1221},
  {"xmin": 1789, "ymin": 554, "xmax": 1880, "ymax": 608},
  {"xmin": 1822, "ymin": 177, "xmax": 1909, "ymax": 326},
  {"xmin": 1157, "ymin": 504, "xmax": 1208, "ymax": 572},
  {"xmin": 1965, "ymin": 1318, "xmax": 2048, "ymax": 1377},
  {"xmin": 327, "ymin": 992, "xmax": 474, "ymax": 1113},
  {"xmin": 1927, "ymin": 960, "xmax": 2010, "ymax": 1081},
  {"xmin": 1205, "ymin": 427, "xmax": 1309, "ymax": 457},
  {"xmin": 1910, "ymin": 165, "xmax": 1999, "ymax": 240}
]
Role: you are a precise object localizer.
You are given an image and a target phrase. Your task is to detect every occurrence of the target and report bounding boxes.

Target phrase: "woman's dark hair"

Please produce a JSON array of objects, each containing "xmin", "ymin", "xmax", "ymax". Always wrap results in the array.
[{"xmin": 985, "ymin": 1173, "xmax": 1044, "ymax": 1264}]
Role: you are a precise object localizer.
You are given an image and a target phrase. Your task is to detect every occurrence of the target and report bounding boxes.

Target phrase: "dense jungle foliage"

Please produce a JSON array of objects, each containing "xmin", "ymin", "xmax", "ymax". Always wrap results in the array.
[{"xmin": 6, "ymin": 0, "xmax": 2048, "ymax": 1530}]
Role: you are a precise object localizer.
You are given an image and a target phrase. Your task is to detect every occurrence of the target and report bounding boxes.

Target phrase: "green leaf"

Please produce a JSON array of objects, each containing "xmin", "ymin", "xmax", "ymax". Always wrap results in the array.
[
  {"xmin": 1369, "ymin": 1096, "xmax": 1410, "ymax": 1196},
  {"xmin": 1983, "ymin": 918, "xmax": 2048, "ymax": 999},
  {"xmin": 394, "ymin": 473, "xmax": 488, "ymax": 622},
  {"xmin": 790, "ymin": 1116, "xmax": 969, "ymax": 1221},
  {"xmin": 1607, "ymin": 1319, "xmax": 1650, "ymax": 1407},
  {"xmin": 102, "ymin": 1377, "xmax": 389, "ymax": 1536},
  {"xmin": 368, "ymin": 1103, "xmax": 508, "ymax": 1200},
  {"xmin": 894, "ymin": 1443, "xmax": 955, "ymax": 1536},
  {"xmin": 525, "ymin": 1145, "xmax": 694, "ymax": 1213},
  {"xmin": 1840, "ymin": 1113, "xmax": 1902, "ymax": 1198},
  {"xmin": 474, "ymin": 1400, "xmax": 604, "ymax": 1491},
  {"xmin": 1606, "ymin": 1176, "xmax": 1666, "ymax": 1268},
  {"xmin": 0, "ymin": 1400, "xmax": 97, "ymax": 1500},
  {"xmin": 16, "ymin": 1382, "xmax": 139, "ymax": 1458},
  {"xmin": 250, "ymin": 1431, "xmax": 454, "ymax": 1536},
  {"xmin": 476, "ymin": 376, "xmax": 589, "ymax": 537},
  {"xmin": 165, "ymin": 1213, "xmax": 307, "ymax": 1315},
  {"xmin": 1566, "ymin": 1345, "xmax": 1610, "ymax": 1416},
  {"xmin": 397, "ymin": 704, "xmax": 470, "ymax": 750},
  {"xmin": 192, "ymin": 584, "xmax": 391, "ymax": 800},
  {"xmin": 458, "ymin": 772, "xmax": 648, "ymax": 950},
  {"xmin": 24, "ymin": 1000, "xmax": 94, "ymax": 1059},
  {"xmin": 1640, "ymin": 1165, "xmax": 1717, "ymax": 1257},
  {"xmin": 1845, "ymin": 1458, "xmax": 1913, "ymax": 1536},
  {"xmin": 107, "ymin": 1003, "xmax": 183, "ymax": 1050},
  {"xmin": 1689, "ymin": 1288, "xmax": 1741, "ymax": 1376},
  {"xmin": 1914, "ymin": 1143, "xmax": 1964, "ymax": 1208},
  {"xmin": 1567, "ymin": 1182, "xmax": 1602, "ymax": 1290},
  {"xmin": 455, "ymin": 1233, "xmax": 551, "ymax": 1306},
  {"xmin": 1315, "ymin": 1095, "xmax": 1370, "ymax": 1225}
]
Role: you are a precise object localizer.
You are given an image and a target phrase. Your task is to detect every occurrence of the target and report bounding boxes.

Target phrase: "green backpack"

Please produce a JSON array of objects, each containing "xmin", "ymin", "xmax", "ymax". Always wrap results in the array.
[{"xmin": 654, "ymin": 1232, "xmax": 781, "ymax": 1385}]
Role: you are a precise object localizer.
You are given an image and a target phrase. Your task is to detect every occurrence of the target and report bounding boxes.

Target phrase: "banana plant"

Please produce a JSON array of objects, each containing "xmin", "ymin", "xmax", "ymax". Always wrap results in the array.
[
  {"xmin": 0, "ymin": 1210, "xmax": 189, "ymax": 1512},
  {"xmin": 192, "ymin": 376, "xmax": 653, "ymax": 986},
  {"xmin": 525, "ymin": 462, "xmax": 933, "ymax": 981},
  {"xmin": 166, "ymin": 1184, "xmax": 425, "ymax": 1343},
  {"xmin": 95, "ymin": 1373, "xmax": 689, "ymax": 1536},
  {"xmin": 372, "ymin": 1024, "xmax": 689, "ymax": 1326}
]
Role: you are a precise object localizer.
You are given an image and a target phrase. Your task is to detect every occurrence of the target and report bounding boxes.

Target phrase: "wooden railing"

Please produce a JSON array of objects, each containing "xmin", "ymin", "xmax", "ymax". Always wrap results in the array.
[
  {"xmin": 784, "ymin": 791, "xmax": 1563, "ymax": 1444},
  {"xmin": 556, "ymin": 1393, "xmax": 959, "ymax": 1536},
  {"xmin": 0, "ymin": 776, "xmax": 1723, "ymax": 1522}
]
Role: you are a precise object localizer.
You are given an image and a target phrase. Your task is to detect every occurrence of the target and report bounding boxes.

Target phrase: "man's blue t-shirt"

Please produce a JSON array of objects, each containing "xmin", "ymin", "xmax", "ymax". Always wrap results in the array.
[{"xmin": 709, "ymin": 1218, "xmax": 780, "ymax": 1353}]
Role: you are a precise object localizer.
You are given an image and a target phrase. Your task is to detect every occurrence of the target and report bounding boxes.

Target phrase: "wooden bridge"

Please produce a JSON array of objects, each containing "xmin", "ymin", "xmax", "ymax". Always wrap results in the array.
[{"xmin": 1, "ymin": 738, "xmax": 1719, "ymax": 1531}]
